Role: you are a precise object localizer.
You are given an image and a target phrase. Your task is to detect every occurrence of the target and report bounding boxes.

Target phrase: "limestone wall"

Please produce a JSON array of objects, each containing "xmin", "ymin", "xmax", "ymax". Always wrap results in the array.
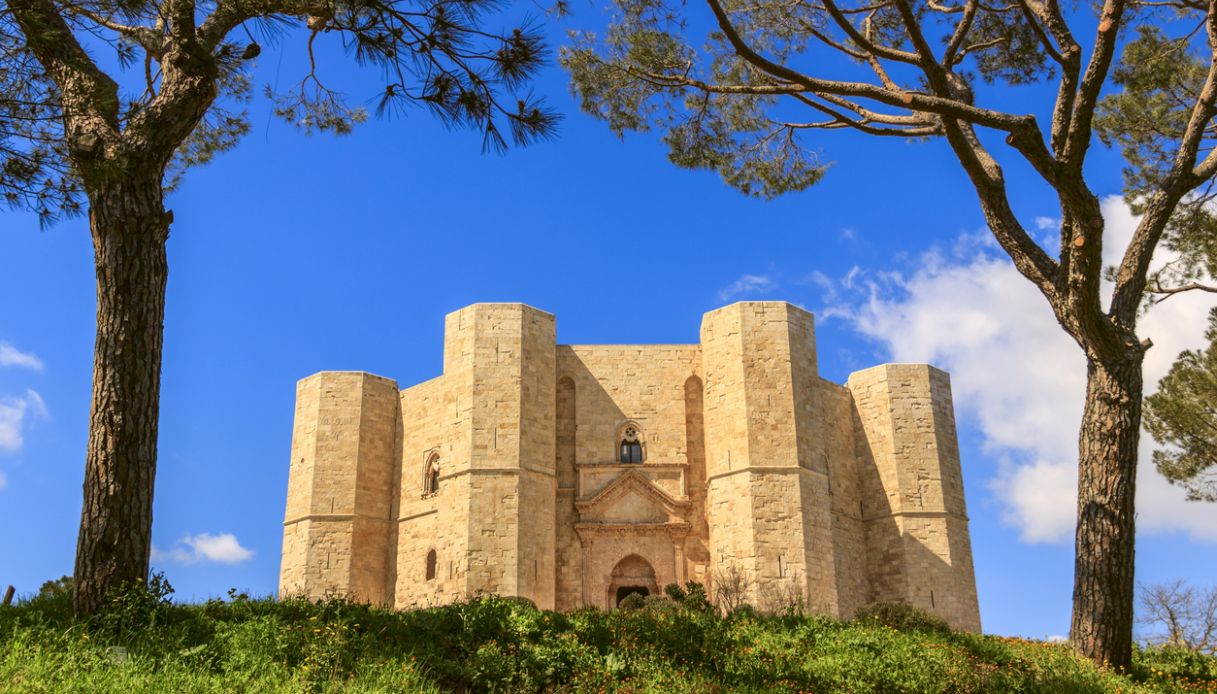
[
  {"xmin": 555, "ymin": 344, "xmax": 704, "ymax": 607},
  {"xmin": 846, "ymin": 364, "xmax": 981, "ymax": 632},
  {"xmin": 436, "ymin": 304, "xmax": 558, "ymax": 607},
  {"xmin": 394, "ymin": 374, "xmax": 469, "ymax": 608},
  {"xmin": 817, "ymin": 380, "xmax": 868, "ymax": 618},
  {"xmin": 279, "ymin": 371, "xmax": 398, "ymax": 605},
  {"xmin": 701, "ymin": 303, "xmax": 841, "ymax": 613}
]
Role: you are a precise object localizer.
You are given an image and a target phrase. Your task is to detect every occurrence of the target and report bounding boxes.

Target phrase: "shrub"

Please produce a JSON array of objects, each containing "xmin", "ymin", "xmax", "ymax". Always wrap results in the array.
[
  {"xmin": 15, "ymin": 576, "xmax": 75, "ymax": 624},
  {"xmin": 664, "ymin": 582, "xmax": 713, "ymax": 613},
  {"xmin": 618, "ymin": 593, "xmax": 646, "ymax": 611},
  {"xmin": 93, "ymin": 571, "xmax": 176, "ymax": 642},
  {"xmin": 642, "ymin": 595, "xmax": 675, "ymax": 612},
  {"xmin": 1137, "ymin": 644, "xmax": 1217, "ymax": 682},
  {"xmin": 854, "ymin": 601, "xmax": 951, "ymax": 634}
]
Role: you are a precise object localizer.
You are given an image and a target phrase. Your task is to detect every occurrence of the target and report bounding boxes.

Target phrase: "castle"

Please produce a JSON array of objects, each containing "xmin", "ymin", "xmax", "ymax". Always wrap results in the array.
[{"xmin": 278, "ymin": 302, "xmax": 982, "ymax": 631}]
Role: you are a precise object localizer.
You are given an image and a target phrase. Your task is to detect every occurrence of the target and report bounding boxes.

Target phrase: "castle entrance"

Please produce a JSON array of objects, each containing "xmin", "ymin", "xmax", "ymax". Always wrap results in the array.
[
  {"xmin": 615, "ymin": 586, "xmax": 649, "ymax": 605},
  {"xmin": 607, "ymin": 554, "xmax": 658, "ymax": 608}
]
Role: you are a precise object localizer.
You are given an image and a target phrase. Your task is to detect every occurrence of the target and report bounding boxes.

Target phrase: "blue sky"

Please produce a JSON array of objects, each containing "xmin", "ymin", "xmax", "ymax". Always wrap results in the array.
[{"xmin": 1, "ymin": 7, "xmax": 1215, "ymax": 640}]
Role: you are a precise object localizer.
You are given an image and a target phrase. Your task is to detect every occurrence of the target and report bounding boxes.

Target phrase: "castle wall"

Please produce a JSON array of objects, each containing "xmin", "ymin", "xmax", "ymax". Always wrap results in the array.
[
  {"xmin": 817, "ymin": 380, "xmax": 868, "ymax": 618},
  {"xmin": 847, "ymin": 364, "xmax": 981, "ymax": 632},
  {"xmin": 556, "ymin": 344, "xmax": 704, "ymax": 605},
  {"xmin": 555, "ymin": 376, "xmax": 581, "ymax": 611},
  {"xmin": 393, "ymin": 375, "xmax": 469, "ymax": 607}
]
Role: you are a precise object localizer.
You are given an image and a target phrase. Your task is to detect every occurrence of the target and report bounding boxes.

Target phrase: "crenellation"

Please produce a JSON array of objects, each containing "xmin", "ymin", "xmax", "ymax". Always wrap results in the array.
[{"xmin": 280, "ymin": 302, "xmax": 980, "ymax": 631}]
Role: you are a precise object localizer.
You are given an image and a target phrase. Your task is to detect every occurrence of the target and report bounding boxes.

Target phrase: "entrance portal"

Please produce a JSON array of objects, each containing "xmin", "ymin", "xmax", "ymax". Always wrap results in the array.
[
  {"xmin": 615, "ymin": 585, "xmax": 649, "ymax": 606},
  {"xmin": 606, "ymin": 554, "xmax": 658, "ymax": 608}
]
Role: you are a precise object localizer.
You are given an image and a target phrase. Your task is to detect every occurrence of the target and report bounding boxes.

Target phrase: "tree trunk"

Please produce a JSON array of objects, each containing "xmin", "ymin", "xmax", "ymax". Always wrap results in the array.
[
  {"xmin": 1070, "ymin": 352, "xmax": 1144, "ymax": 671},
  {"xmin": 73, "ymin": 171, "xmax": 170, "ymax": 615}
]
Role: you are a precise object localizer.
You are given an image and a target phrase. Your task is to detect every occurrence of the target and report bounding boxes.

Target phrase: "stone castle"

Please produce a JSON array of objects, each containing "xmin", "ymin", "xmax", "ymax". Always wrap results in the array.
[{"xmin": 279, "ymin": 302, "xmax": 981, "ymax": 631}]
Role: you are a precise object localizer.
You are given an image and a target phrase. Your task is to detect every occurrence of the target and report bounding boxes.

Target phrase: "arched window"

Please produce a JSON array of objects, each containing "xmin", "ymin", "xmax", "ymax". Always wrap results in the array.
[
  {"xmin": 619, "ymin": 424, "xmax": 644, "ymax": 464},
  {"xmin": 423, "ymin": 453, "xmax": 440, "ymax": 495},
  {"xmin": 425, "ymin": 549, "xmax": 437, "ymax": 581}
]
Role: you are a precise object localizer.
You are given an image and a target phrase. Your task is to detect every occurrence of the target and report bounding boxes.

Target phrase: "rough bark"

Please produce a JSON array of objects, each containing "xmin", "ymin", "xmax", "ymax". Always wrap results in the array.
[
  {"xmin": 72, "ymin": 171, "xmax": 170, "ymax": 615},
  {"xmin": 1070, "ymin": 352, "xmax": 1144, "ymax": 671}
]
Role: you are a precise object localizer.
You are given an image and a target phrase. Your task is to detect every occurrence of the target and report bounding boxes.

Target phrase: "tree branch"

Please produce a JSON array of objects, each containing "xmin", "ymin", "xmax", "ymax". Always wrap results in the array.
[
  {"xmin": 59, "ymin": 2, "xmax": 164, "ymax": 56},
  {"xmin": 7, "ymin": 0, "xmax": 121, "ymax": 159},
  {"xmin": 1063, "ymin": 0, "xmax": 1126, "ymax": 168}
]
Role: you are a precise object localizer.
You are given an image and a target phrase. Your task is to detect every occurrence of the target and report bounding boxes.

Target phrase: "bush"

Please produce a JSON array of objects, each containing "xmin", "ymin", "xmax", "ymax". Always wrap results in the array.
[
  {"xmin": 854, "ymin": 602, "xmax": 951, "ymax": 634},
  {"xmin": 93, "ymin": 571, "xmax": 177, "ymax": 642},
  {"xmin": 617, "ymin": 593, "xmax": 646, "ymax": 611},
  {"xmin": 664, "ymin": 582, "xmax": 713, "ymax": 612},
  {"xmin": 641, "ymin": 595, "xmax": 675, "ymax": 612},
  {"xmin": 15, "ymin": 576, "xmax": 75, "ymax": 624},
  {"xmin": 1136, "ymin": 644, "xmax": 1217, "ymax": 682}
]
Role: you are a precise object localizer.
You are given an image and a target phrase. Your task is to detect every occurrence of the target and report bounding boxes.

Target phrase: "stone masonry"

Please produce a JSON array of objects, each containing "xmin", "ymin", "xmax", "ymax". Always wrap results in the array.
[{"xmin": 279, "ymin": 302, "xmax": 982, "ymax": 631}]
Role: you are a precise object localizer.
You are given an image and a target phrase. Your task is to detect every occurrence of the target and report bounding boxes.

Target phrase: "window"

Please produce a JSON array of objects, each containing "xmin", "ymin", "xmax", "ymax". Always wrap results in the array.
[
  {"xmin": 423, "ymin": 453, "xmax": 440, "ymax": 496},
  {"xmin": 425, "ymin": 550, "xmax": 437, "ymax": 581},
  {"xmin": 619, "ymin": 425, "xmax": 643, "ymax": 464}
]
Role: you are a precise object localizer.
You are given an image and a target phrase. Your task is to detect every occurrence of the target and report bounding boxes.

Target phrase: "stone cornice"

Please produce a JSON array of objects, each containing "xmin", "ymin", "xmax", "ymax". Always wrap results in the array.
[
  {"xmin": 705, "ymin": 465, "xmax": 828, "ymax": 483},
  {"xmin": 283, "ymin": 513, "xmax": 393, "ymax": 526},
  {"xmin": 398, "ymin": 508, "xmax": 439, "ymax": 523},
  {"xmin": 440, "ymin": 465, "xmax": 556, "ymax": 480},
  {"xmin": 577, "ymin": 461, "xmax": 687, "ymax": 471},
  {"xmin": 862, "ymin": 509, "xmax": 970, "ymax": 522},
  {"xmin": 574, "ymin": 521, "xmax": 692, "ymax": 541}
]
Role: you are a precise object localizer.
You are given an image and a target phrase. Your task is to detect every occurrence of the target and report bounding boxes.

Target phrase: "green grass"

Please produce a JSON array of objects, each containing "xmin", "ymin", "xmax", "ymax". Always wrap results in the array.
[{"xmin": 1, "ymin": 580, "xmax": 1214, "ymax": 693}]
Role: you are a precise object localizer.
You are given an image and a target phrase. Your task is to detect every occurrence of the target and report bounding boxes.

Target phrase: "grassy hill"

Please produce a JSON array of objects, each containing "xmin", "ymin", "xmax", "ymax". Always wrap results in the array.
[{"xmin": 2, "ymin": 579, "xmax": 1214, "ymax": 693}]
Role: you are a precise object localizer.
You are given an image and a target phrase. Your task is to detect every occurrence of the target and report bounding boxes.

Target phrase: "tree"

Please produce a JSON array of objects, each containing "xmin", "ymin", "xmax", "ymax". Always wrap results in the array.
[
  {"xmin": 1, "ymin": 0, "xmax": 558, "ymax": 616},
  {"xmin": 1145, "ymin": 308, "xmax": 1217, "ymax": 502},
  {"xmin": 1138, "ymin": 580, "xmax": 1217, "ymax": 653},
  {"xmin": 563, "ymin": 0, "xmax": 1217, "ymax": 669}
]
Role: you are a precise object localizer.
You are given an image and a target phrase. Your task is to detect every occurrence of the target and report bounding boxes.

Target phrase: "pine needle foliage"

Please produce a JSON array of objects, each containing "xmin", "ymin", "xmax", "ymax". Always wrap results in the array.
[
  {"xmin": 1145, "ymin": 308, "xmax": 1217, "ymax": 502},
  {"xmin": 0, "ymin": 0, "xmax": 559, "ymax": 224}
]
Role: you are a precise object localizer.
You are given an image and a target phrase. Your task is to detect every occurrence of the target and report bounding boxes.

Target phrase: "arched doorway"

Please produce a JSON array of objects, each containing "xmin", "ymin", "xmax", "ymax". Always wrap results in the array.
[{"xmin": 607, "ymin": 554, "xmax": 658, "ymax": 607}]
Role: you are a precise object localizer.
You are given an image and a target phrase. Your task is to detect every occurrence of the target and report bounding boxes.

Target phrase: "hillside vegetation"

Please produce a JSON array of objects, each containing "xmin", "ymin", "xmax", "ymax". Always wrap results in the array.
[{"xmin": 1, "ymin": 578, "xmax": 1214, "ymax": 693}]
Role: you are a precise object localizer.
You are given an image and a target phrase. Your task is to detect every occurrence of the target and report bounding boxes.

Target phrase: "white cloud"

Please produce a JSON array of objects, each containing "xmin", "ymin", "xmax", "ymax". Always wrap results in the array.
[
  {"xmin": 717, "ymin": 274, "xmax": 777, "ymax": 302},
  {"xmin": 1034, "ymin": 216, "xmax": 1061, "ymax": 231},
  {"xmin": 823, "ymin": 196, "xmax": 1217, "ymax": 544},
  {"xmin": 0, "ymin": 389, "xmax": 48, "ymax": 453},
  {"xmin": 153, "ymin": 532, "xmax": 254, "ymax": 565},
  {"xmin": 0, "ymin": 342, "xmax": 43, "ymax": 371}
]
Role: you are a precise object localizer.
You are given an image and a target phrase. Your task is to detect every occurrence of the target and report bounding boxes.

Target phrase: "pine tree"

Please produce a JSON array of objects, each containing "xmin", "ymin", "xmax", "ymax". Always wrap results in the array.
[
  {"xmin": 1, "ymin": 0, "xmax": 558, "ymax": 616},
  {"xmin": 564, "ymin": 0, "xmax": 1217, "ymax": 669}
]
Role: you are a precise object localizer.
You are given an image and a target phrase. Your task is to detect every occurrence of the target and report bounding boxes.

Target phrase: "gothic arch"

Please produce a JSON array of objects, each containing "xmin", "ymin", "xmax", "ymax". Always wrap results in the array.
[
  {"xmin": 556, "ymin": 376, "xmax": 577, "ymax": 484},
  {"xmin": 617, "ymin": 420, "xmax": 646, "ymax": 464},
  {"xmin": 425, "ymin": 549, "xmax": 437, "ymax": 581},
  {"xmin": 422, "ymin": 452, "xmax": 440, "ymax": 496},
  {"xmin": 607, "ymin": 554, "xmax": 658, "ymax": 606}
]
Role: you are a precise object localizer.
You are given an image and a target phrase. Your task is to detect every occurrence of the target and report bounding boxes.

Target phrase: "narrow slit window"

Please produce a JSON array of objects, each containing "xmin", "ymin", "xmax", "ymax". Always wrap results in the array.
[
  {"xmin": 424, "ymin": 453, "xmax": 440, "ymax": 495},
  {"xmin": 425, "ymin": 550, "xmax": 437, "ymax": 581}
]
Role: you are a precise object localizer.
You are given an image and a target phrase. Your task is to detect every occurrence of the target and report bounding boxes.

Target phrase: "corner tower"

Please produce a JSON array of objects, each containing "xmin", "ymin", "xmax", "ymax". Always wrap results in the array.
[
  {"xmin": 442, "ymin": 303, "xmax": 558, "ymax": 607},
  {"xmin": 846, "ymin": 364, "xmax": 981, "ymax": 632},
  {"xmin": 700, "ymin": 302, "xmax": 840, "ymax": 614},
  {"xmin": 279, "ymin": 371, "xmax": 399, "ymax": 604}
]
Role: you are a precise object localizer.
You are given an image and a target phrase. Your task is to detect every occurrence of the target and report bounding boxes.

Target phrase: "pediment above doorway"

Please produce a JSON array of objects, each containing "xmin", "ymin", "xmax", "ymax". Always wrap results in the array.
[{"xmin": 575, "ymin": 468, "xmax": 690, "ymax": 525}]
